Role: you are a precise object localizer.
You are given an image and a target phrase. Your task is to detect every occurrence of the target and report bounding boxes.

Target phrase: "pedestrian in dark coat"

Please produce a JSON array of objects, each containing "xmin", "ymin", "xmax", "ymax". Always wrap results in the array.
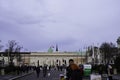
[
  {"xmin": 43, "ymin": 65, "xmax": 47, "ymax": 77},
  {"xmin": 66, "ymin": 59, "xmax": 82, "ymax": 80},
  {"xmin": 36, "ymin": 66, "xmax": 40, "ymax": 78}
]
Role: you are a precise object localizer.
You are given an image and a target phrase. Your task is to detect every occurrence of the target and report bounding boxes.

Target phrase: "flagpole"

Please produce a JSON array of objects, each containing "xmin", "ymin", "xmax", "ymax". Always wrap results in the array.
[{"xmin": 92, "ymin": 43, "xmax": 95, "ymax": 65}]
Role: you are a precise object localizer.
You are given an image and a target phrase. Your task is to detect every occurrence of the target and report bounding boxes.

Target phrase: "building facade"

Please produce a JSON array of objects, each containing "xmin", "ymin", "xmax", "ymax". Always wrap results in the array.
[
  {"xmin": 29, "ymin": 52, "xmax": 86, "ymax": 66},
  {"xmin": 0, "ymin": 52, "xmax": 86, "ymax": 66}
]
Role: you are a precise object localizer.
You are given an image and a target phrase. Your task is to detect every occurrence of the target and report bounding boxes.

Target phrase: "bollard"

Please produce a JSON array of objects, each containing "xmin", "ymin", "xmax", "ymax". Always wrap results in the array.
[
  {"xmin": 1, "ymin": 69, "xmax": 5, "ymax": 75},
  {"xmin": 48, "ymin": 72, "xmax": 50, "ymax": 76},
  {"xmin": 102, "ymin": 74, "xmax": 108, "ymax": 80},
  {"xmin": 113, "ymin": 68, "xmax": 117, "ymax": 74},
  {"xmin": 90, "ymin": 74, "xmax": 101, "ymax": 80},
  {"xmin": 60, "ymin": 74, "xmax": 65, "ymax": 80},
  {"xmin": 108, "ymin": 76, "xmax": 113, "ymax": 80}
]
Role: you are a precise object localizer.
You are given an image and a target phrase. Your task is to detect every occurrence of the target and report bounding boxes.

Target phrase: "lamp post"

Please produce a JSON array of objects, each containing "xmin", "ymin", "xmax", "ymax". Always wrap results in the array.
[
  {"xmin": 77, "ymin": 50, "xmax": 80, "ymax": 65},
  {"xmin": 117, "ymin": 37, "xmax": 120, "ymax": 56},
  {"xmin": 2, "ymin": 53, "xmax": 4, "ymax": 67},
  {"xmin": 8, "ymin": 49, "xmax": 10, "ymax": 65},
  {"xmin": 1, "ymin": 53, "xmax": 5, "ymax": 75},
  {"xmin": 97, "ymin": 43, "xmax": 101, "ymax": 65},
  {"xmin": 24, "ymin": 53, "xmax": 25, "ymax": 65},
  {"xmin": 80, "ymin": 49, "xmax": 82, "ymax": 64},
  {"xmin": 77, "ymin": 51, "xmax": 78, "ymax": 65},
  {"xmin": 85, "ymin": 47, "xmax": 88, "ymax": 64}
]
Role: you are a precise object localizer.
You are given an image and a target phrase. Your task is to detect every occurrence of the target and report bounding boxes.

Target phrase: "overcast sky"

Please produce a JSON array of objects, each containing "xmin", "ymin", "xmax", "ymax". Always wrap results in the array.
[{"xmin": 0, "ymin": 0, "xmax": 120, "ymax": 52}]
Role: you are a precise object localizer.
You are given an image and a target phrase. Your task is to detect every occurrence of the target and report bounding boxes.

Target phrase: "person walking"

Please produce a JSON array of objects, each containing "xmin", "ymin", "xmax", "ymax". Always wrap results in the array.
[
  {"xmin": 35, "ymin": 66, "xmax": 40, "ymax": 78},
  {"xmin": 43, "ymin": 64, "xmax": 47, "ymax": 77},
  {"xmin": 66, "ymin": 59, "xmax": 82, "ymax": 80},
  {"xmin": 98, "ymin": 65, "xmax": 102, "ymax": 75},
  {"xmin": 108, "ymin": 64, "xmax": 113, "ymax": 80}
]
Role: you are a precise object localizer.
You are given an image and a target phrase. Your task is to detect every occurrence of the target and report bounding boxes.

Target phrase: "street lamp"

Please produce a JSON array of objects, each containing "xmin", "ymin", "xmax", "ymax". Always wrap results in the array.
[
  {"xmin": 117, "ymin": 37, "xmax": 120, "ymax": 57},
  {"xmin": 8, "ymin": 49, "xmax": 10, "ymax": 65},
  {"xmin": 85, "ymin": 47, "xmax": 88, "ymax": 64},
  {"xmin": 80, "ymin": 49, "xmax": 82, "ymax": 64},
  {"xmin": 77, "ymin": 50, "xmax": 80, "ymax": 64},
  {"xmin": 77, "ymin": 50, "xmax": 80, "ymax": 65},
  {"xmin": 2, "ymin": 53, "xmax": 4, "ymax": 67}
]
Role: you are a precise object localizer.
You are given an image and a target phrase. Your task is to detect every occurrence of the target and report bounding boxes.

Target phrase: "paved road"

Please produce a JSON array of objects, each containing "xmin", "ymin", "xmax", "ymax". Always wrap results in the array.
[
  {"xmin": 18, "ymin": 69, "xmax": 64, "ymax": 80},
  {"xmin": 0, "ymin": 69, "xmax": 89, "ymax": 80},
  {"xmin": 0, "ymin": 71, "xmax": 33, "ymax": 80},
  {"xmin": 0, "ymin": 75, "xmax": 14, "ymax": 80},
  {"xmin": 17, "ymin": 69, "xmax": 90, "ymax": 80},
  {"xmin": 4, "ymin": 70, "xmax": 120, "ymax": 80}
]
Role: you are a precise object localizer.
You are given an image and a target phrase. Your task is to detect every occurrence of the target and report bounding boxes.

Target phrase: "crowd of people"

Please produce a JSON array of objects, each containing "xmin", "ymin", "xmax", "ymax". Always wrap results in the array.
[
  {"xmin": 35, "ymin": 64, "xmax": 66, "ymax": 78},
  {"xmin": 1, "ymin": 59, "xmax": 115, "ymax": 80},
  {"xmin": 33, "ymin": 59, "xmax": 84, "ymax": 80}
]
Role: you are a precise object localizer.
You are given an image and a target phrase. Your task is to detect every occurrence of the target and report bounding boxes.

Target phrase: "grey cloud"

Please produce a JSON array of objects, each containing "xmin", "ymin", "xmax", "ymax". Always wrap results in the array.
[{"xmin": 0, "ymin": 0, "xmax": 120, "ymax": 51}]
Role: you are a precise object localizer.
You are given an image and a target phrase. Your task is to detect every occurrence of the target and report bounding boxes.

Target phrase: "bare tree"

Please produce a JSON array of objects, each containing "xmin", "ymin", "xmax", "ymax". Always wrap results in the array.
[
  {"xmin": 117, "ymin": 37, "xmax": 120, "ymax": 45},
  {"xmin": 0, "ymin": 40, "xmax": 4, "ymax": 51},
  {"xmin": 6, "ymin": 40, "xmax": 22, "ymax": 65},
  {"xmin": 100, "ymin": 42, "xmax": 116, "ymax": 64},
  {"xmin": 15, "ymin": 45, "xmax": 23, "ymax": 62}
]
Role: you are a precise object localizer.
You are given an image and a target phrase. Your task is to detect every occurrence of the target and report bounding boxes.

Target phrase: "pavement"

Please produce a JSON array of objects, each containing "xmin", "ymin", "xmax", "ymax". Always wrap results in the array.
[
  {"xmin": 14, "ymin": 69, "xmax": 90, "ymax": 80},
  {"xmin": 0, "ymin": 69, "xmax": 120, "ymax": 80},
  {"xmin": 17, "ymin": 69, "xmax": 65, "ymax": 80},
  {"xmin": 0, "ymin": 75, "xmax": 14, "ymax": 80},
  {"xmin": 9, "ymin": 71, "xmax": 33, "ymax": 80},
  {"xmin": 9, "ymin": 70, "xmax": 89, "ymax": 80},
  {"xmin": 112, "ymin": 74, "xmax": 120, "ymax": 80},
  {"xmin": 0, "ymin": 71, "xmax": 33, "ymax": 80}
]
